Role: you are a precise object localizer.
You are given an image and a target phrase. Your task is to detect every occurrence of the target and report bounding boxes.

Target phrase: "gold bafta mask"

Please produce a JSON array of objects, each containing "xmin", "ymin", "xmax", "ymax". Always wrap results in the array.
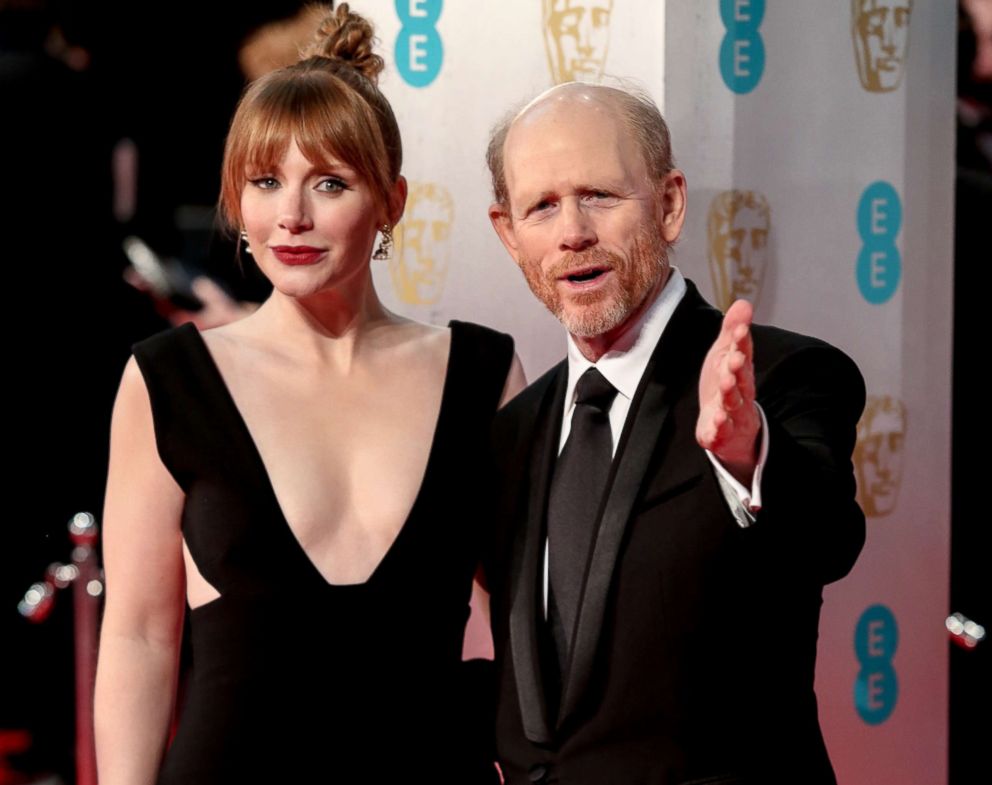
[
  {"xmin": 851, "ymin": 0, "xmax": 913, "ymax": 93},
  {"xmin": 707, "ymin": 190, "xmax": 770, "ymax": 313},
  {"xmin": 390, "ymin": 182, "xmax": 454, "ymax": 306},
  {"xmin": 543, "ymin": 0, "xmax": 614, "ymax": 84},
  {"xmin": 854, "ymin": 395, "xmax": 907, "ymax": 518}
]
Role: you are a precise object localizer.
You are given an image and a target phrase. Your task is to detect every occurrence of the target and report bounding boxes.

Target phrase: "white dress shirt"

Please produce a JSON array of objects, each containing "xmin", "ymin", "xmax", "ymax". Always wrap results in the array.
[{"xmin": 543, "ymin": 268, "xmax": 770, "ymax": 614}]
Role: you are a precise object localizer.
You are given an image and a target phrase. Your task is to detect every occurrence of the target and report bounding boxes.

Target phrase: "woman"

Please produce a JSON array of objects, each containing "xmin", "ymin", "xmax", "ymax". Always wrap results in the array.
[{"xmin": 93, "ymin": 5, "xmax": 525, "ymax": 783}]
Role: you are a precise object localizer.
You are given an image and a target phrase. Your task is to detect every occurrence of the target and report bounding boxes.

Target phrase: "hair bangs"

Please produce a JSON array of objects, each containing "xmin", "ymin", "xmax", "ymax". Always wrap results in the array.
[{"xmin": 219, "ymin": 69, "xmax": 394, "ymax": 232}]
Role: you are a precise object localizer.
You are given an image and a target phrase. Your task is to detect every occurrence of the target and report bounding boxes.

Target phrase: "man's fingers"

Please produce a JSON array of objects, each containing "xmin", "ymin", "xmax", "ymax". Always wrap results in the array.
[
  {"xmin": 720, "ymin": 299, "xmax": 754, "ymax": 340},
  {"xmin": 698, "ymin": 405, "xmax": 735, "ymax": 449}
]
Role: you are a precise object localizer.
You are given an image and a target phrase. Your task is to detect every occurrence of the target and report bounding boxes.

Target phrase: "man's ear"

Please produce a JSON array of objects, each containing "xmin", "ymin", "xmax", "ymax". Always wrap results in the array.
[
  {"xmin": 657, "ymin": 169, "xmax": 687, "ymax": 244},
  {"xmin": 489, "ymin": 202, "xmax": 521, "ymax": 264}
]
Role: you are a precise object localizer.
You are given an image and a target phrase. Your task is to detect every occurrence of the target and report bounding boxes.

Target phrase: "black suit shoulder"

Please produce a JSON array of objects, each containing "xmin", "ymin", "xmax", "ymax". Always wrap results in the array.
[{"xmin": 493, "ymin": 359, "xmax": 564, "ymax": 455}]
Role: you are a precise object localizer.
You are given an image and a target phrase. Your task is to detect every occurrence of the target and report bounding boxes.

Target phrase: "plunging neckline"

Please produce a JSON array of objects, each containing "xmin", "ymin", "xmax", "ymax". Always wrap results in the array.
[{"xmin": 180, "ymin": 320, "xmax": 456, "ymax": 589}]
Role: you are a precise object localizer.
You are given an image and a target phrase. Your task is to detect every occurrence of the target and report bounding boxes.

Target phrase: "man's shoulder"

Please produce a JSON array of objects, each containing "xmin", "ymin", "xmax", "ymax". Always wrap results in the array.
[
  {"xmin": 751, "ymin": 322, "xmax": 865, "ymax": 405},
  {"xmin": 752, "ymin": 321, "xmax": 856, "ymax": 366}
]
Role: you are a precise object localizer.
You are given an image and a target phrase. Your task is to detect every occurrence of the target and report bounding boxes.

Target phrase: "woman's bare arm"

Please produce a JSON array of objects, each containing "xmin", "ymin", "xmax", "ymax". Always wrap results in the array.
[
  {"xmin": 499, "ymin": 352, "xmax": 527, "ymax": 409},
  {"xmin": 94, "ymin": 355, "xmax": 187, "ymax": 785}
]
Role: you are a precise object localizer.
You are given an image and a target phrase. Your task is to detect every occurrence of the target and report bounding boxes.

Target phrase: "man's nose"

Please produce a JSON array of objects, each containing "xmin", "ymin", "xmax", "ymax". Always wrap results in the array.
[
  {"xmin": 278, "ymin": 190, "xmax": 313, "ymax": 233},
  {"xmin": 559, "ymin": 199, "xmax": 597, "ymax": 252}
]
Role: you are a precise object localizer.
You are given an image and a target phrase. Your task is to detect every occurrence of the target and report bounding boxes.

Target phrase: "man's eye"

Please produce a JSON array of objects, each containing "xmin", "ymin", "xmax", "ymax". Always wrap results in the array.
[{"xmin": 583, "ymin": 192, "xmax": 618, "ymax": 205}]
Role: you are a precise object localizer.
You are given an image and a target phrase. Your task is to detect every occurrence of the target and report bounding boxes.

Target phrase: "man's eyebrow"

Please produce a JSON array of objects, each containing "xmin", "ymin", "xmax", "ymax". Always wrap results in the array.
[{"xmin": 519, "ymin": 190, "xmax": 559, "ymax": 210}]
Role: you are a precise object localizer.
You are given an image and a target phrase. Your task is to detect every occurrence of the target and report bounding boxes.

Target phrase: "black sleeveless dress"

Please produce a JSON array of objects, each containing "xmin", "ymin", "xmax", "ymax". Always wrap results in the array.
[{"xmin": 131, "ymin": 320, "xmax": 513, "ymax": 784}]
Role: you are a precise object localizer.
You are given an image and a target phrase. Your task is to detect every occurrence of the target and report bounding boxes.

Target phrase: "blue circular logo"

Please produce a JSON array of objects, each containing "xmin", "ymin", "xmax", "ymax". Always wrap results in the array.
[
  {"xmin": 853, "ymin": 604, "xmax": 899, "ymax": 725},
  {"xmin": 857, "ymin": 181, "xmax": 903, "ymax": 241},
  {"xmin": 719, "ymin": 0, "xmax": 766, "ymax": 28},
  {"xmin": 396, "ymin": 0, "xmax": 442, "ymax": 25},
  {"xmin": 718, "ymin": 0, "xmax": 766, "ymax": 94},
  {"xmin": 395, "ymin": 0, "xmax": 444, "ymax": 88},
  {"xmin": 856, "ymin": 181, "xmax": 903, "ymax": 304},
  {"xmin": 855, "ymin": 663, "xmax": 899, "ymax": 725}
]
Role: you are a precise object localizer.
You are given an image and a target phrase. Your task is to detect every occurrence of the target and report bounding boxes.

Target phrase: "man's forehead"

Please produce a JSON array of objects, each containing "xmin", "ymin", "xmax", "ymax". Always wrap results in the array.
[
  {"xmin": 515, "ymin": 83, "xmax": 621, "ymax": 120},
  {"xmin": 505, "ymin": 86, "xmax": 627, "ymax": 158},
  {"xmin": 506, "ymin": 107, "xmax": 634, "ymax": 185}
]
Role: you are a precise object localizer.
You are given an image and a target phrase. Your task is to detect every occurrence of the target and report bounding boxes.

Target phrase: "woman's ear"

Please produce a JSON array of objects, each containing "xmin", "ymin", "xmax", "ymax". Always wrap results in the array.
[{"xmin": 387, "ymin": 176, "xmax": 409, "ymax": 227}]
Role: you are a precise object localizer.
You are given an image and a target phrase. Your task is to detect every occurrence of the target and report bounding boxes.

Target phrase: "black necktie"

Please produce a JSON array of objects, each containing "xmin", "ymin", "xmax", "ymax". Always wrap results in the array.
[{"xmin": 547, "ymin": 367, "xmax": 618, "ymax": 679}]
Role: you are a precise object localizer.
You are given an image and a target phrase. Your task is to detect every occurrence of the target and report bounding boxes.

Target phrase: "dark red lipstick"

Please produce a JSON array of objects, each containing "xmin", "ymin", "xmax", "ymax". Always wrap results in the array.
[{"xmin": 271, "ymin": 245, "xmax": 326, "ymax": 265}]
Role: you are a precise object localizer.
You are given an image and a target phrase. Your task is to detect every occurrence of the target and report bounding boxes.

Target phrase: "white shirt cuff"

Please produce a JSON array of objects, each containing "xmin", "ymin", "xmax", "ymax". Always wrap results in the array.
[{"xmin": 705, "ymin": 402, "xmax": 769, "ymax": 527}]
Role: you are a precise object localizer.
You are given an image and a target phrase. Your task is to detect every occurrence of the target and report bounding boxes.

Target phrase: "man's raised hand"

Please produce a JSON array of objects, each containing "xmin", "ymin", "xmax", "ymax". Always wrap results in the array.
[{"xmin": 696, "ymin": 299, "xmax": 761, "ymax": 486}]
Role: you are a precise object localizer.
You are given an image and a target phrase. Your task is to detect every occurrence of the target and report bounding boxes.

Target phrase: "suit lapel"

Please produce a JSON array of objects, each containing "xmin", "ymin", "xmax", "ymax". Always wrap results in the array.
[
  {"xmin": 508, "ymin": 364, "xmax": 567, "ymax": 744},
  {"xmin": 558, "ymin": 282, "xmax": 722, "ymax": 728}
]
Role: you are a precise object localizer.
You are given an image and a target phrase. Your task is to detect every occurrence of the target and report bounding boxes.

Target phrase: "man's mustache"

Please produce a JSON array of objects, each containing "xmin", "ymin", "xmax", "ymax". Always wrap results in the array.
[{"xmin": 551, "ymin": 247, "xmax": 623, "ymax": 278}]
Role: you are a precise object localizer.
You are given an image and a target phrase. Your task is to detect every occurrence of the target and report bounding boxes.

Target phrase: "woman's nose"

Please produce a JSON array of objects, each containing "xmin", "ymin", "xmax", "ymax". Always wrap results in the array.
[{"xmin": 278, "ymin": 190, "xmax": 313, "ymax": 233}]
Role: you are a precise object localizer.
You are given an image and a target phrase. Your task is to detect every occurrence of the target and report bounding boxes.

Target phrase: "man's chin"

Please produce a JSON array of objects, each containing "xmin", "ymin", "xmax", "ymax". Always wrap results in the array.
[{"xmin": 557, "ymin": 301, "xmax": 630, "ymax": 339}]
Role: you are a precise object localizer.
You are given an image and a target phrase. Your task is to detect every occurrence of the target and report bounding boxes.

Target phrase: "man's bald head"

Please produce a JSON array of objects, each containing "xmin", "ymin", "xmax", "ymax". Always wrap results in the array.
[{"xmin": 486, "ymin": 83, "xmax": 674, "ymax": 210}]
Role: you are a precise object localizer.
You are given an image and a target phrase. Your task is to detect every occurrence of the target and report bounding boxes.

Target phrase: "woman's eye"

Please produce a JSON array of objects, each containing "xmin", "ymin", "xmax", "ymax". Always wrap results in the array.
[
  {"xmin": 317, "ymin": 178, "xmax": 347, "ymax": 193},
  {"xmin": 250, "ymin": 177, "xmax": 279, "ymax": 190}
]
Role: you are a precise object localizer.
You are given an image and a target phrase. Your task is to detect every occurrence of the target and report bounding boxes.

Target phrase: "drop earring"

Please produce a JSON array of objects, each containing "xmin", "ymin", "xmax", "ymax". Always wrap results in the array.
[
  {"xmin": 240, "ymin": 229, "xmax": 252, "ymax": 255},
  {"xmin": 372, "ymin": 225, "xmax": 392, "ymax": 260}
]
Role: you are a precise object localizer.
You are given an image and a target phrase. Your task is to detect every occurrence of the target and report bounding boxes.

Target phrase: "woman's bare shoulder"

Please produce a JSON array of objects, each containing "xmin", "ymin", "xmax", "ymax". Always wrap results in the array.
[{"xmin": 374, "ymin": 317, "xmax": 451, "ymax": 361}]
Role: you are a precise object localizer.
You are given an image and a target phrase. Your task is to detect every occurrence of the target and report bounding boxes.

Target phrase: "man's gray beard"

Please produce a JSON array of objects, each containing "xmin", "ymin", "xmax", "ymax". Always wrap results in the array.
[
  {"xmin": 557, "ymin": 287, "xmax": 636, "ymax": 337},
  {"xmin": 556, "ymin": 248, "xmax": 668, "ymax": 338},
  {"xmin": 517, "ymin": 222, "xmax": 670, "ymax": 338}
]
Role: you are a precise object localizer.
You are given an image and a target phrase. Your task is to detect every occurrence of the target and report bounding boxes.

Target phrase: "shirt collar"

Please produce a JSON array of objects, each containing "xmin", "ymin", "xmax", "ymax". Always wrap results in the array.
[{"xmin": 564, "ymin": 267, "xmax": 688, "ymax": 408}]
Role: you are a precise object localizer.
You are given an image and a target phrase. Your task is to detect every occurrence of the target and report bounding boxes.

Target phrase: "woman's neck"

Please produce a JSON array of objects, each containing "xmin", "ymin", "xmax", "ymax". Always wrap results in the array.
[{"xmin": 249, "ymin": 268, "xmax": 400, "ymax": 371}]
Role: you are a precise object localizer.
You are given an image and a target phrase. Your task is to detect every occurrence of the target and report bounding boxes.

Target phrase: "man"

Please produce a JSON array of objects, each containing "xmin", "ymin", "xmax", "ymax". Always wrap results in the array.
[{"xmin": 484, "ymin": 83, "xmax": 866, "ymax": 784}]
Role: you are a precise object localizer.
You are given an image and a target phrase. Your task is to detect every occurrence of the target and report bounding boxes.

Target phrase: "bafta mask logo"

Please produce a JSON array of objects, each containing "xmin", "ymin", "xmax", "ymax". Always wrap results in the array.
[
  {"xmin": 854, "ymin": 395, "xmax": 907, "ymax": 518},
  {"xmin": 851, "ymin": 0, "xmax": 913, "ymax": 93},
  {"xmin": 390, "ymin": 182, "xmax": 454, "ymax": 306},
  {"xmin": 543, "ymin": 0, "xmax": 613, "ymax": 84},
  {"xmin": 707, "ymin": 190, "xmax": 770, "ymax": 313}
]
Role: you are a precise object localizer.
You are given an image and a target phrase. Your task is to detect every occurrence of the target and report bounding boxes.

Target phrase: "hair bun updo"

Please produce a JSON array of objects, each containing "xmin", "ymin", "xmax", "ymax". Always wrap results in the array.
[{"xmin": 303, "ymin": 2, "xmax": 384, "ymax": 85}]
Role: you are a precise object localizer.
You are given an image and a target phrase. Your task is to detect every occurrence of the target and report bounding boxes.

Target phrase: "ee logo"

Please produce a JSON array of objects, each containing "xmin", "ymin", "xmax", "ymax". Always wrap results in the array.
[
  {"xmin": 719, "ymin": 0, "xmax": 765, "ymax": 94},
  {"xmin": 854, "ymin": 604, "xmax": 899, "ymax": 725},
  {"xmin": 856, "ymin": 181, "xmax": 903, "ymax": 304},
  {"xmin": 396, "ymin": 0, "xmax": 443, "ymax": 88}
]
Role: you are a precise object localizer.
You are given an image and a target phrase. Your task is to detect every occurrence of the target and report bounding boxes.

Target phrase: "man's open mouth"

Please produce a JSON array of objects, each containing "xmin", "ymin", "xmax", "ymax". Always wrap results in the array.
[{"xmin": 564, "ymin": 267, "xmax": 609, "ymax": 283}]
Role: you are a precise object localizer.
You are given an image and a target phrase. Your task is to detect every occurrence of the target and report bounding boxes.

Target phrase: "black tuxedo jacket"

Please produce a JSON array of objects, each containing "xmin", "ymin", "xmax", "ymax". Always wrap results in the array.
[{"xmin": 488, "ymin": 281, "xmax": 866, "ymax": 785}]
